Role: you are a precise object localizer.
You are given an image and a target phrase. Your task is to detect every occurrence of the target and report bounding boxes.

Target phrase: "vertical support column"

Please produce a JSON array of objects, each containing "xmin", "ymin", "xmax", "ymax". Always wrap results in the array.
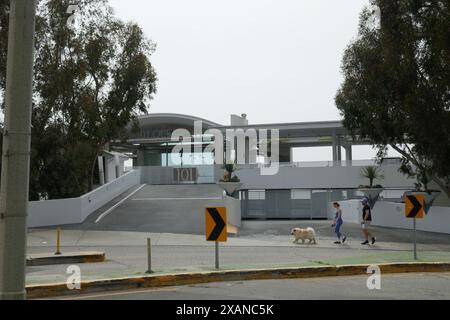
[
  {"xmin": 344, "ymin": 144, "xmax": 355, "ymax": 199},
  {"xmin": 332, "ymin": 134, "xmax": 338, "ymax": 162},
  {"xmin": 0, "ymin": 0, "xmax": 37, "ymax": 300},
  {"xmin": 244, "ymin": 137, "xmax": 250, "ymax": 164},
  {"xmin": 279, "ymin": 144, "xmax": 292, "ymax": 163},
  {"xmin": 114, "ymin": 153, "xmax": 120, "ymax": 179},
  {"xmin": 337, "ymin": 136, "xmax": 342, "ymax": 162},
  {"xmin": 224, "ymin": 131, "xmax": 236, "ymax": 164},
  {"xmin": 345, "ymin": 145, "xmax": 353, "ymax": 164},
  {"xmin": 344, "ymin": 144, "xmax": 355, "ymax": 198},
  {"xmin": 137, "ymin": 148, "xmax": 145, "ymax": 166},
  {"xmin": 290, "ymin": 147, "xmax": 295, "ymax": 164},
  {"xmin": 98, "ymin": 156, "xmax": 105, "ymax": 185},
  {"xmin": 244, "ymin": 136, "xmax": 258, "ymax": 164}
]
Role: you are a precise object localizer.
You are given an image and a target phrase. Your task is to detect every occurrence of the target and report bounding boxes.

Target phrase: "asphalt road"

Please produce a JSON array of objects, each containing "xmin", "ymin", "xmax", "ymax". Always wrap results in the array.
[{"xmin": 53, "ymin": 272, "xmax": 450, "ymax": 300}]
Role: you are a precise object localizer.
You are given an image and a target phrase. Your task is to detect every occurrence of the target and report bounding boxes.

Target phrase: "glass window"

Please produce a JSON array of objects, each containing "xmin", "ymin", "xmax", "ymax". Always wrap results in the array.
[
  {"xmin": 248, "ymin": 190, "xmax": 266, "ymax": 200},
  {"xmin": 291, "ymin": 190, "xmax": 311, "ymax": 200}
]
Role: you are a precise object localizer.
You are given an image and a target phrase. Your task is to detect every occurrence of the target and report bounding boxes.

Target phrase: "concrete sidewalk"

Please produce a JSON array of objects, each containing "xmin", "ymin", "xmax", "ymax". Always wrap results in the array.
[
  {"xmin": 27, "ymin": 228, "xmax": 450, "ymax": 250},
  {"xmin": 26, "ymin": 223, "xmax": 450, "ymax": 286}
]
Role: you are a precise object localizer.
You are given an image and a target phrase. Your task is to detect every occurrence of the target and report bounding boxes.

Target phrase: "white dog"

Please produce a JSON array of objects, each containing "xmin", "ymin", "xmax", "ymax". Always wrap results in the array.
[{"xmin": 291, "ymin": 227, "xmax": 317, "ymax": 245}]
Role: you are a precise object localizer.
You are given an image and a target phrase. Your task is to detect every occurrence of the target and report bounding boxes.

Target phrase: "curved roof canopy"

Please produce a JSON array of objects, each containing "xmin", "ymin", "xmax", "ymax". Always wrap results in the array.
[
  {"xmin": 117, "ymin": 113, "xmax": 368, "ymax": 147},
  {"xmin": 137, "ymin": 113, "xmax": 221, "ymax": 129},
  {"xmin": 124, "ymin": 113, "xmax": 221, "ymax": 144}
]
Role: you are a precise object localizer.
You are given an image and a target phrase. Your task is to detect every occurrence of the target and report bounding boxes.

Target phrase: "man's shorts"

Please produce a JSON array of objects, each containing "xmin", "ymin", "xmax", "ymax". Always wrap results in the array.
[{"xmin": 362, "ymin": 221, "xmax": 371, "ymax": 230}]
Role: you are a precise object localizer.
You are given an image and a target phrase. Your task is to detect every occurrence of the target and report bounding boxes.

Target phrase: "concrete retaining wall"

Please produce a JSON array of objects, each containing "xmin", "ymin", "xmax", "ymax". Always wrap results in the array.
[
  {"xmin": 371, "ymin": 201, "xmax": 450, "ymax": 234},
  {"xmin": 327, "ymin": 200, "xmax": 450, "ymax": 234},
  {"xmin": 80, "ymin": 170, "xmax": 140, "ymax": 221},
  {"xmin": 327, "ymin": 200, "xmax": 361, "ymax": 223},
  {"xmin": 27, "ymin": 170, "xmax": 140, "ymax": 228},
  {"xmin": 28, "ymin": 198, "xmax": 82, "ymax": 227},
  {"xmin": 223, "ymin": 195, "xmax": 242, "ymax": 227}
]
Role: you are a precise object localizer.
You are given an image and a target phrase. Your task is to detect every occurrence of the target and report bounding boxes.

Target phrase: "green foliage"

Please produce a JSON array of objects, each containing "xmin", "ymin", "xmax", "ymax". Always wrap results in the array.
[
  {"xmin": 336, "ymin": 0, "xmax": 450, "ymax": 197},
  {"xmin": 0, "ymin": 0, "xmax": 157, "ymax": 200},
  {"xmin": 360, "ymin": 166, "xmax": 384, "ymax": 188},
  {"xmin": 220, "ymin": 164, "xmax": 240, "ymax": 183},
  {"xmin": 223, "ymin": 164, "xmax": 236, "ymax": 175}
]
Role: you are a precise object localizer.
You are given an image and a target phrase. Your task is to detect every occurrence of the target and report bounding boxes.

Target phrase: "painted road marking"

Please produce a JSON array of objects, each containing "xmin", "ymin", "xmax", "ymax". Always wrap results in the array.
[
  {"xmin": 95, "ymin": 184, "xmax": 147, "ymax": 224},
  {"xmin": 57, "ymin": 287, "xmax": 176, "ymax": 300}
]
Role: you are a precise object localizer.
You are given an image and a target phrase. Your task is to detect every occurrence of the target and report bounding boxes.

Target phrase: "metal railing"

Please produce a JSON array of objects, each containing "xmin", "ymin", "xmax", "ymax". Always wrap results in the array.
[{"xmin": 236, "ymin": 159, "xmax": 379, "ymax": 170}]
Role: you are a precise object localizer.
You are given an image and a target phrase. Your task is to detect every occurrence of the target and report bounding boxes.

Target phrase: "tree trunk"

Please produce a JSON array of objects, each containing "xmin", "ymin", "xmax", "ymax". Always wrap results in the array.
[
  {"xmin": 89, "ymin": 146, "xmax": 102, "ymax": 191},
  {"xmin": 432, "ymin": 176, "xmax": 450, "ymax": 199},
  {"xmin": 389, "ymin": 144, "xmax": 450, "ymax": 199}
]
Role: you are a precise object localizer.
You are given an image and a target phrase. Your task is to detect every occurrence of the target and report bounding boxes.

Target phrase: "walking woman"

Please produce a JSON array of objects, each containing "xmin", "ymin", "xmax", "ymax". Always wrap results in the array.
[{"xmin": 332, "ymin": 202, "xmax": 347, "ymax": 244}]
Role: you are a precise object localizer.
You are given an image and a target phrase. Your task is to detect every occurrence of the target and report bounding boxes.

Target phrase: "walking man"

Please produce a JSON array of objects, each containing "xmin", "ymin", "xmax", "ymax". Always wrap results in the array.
[{"xmin": 361, "ymin": 198, "xmax": 376, "ymax": 245}]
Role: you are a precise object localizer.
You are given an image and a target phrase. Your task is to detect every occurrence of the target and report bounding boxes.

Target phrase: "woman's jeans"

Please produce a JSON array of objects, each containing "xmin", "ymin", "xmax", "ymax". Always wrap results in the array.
[{"xmin": 335, "ymin": 218, "xmax": 343, "ymax": 240}]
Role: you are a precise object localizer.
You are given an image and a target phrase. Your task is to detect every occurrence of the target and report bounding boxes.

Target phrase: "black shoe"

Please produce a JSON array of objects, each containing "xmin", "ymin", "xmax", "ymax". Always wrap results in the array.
[
  {"xmin": 334, "ymin": 241, "xmax": 341, "ymax": 244},
  {"xmin": 361, "ymin": 240, "xmax": 369, "ymax": 245},
  {"xmin": 371, "ymin": 237, "xmax": 376, "ymax": 245},
  {"xmin": 342, "ymin": 236, "xmax": 347, "ymax": 244}
]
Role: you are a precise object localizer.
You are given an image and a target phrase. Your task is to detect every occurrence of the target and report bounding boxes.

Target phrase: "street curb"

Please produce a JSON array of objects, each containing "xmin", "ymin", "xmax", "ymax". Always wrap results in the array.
[
  {"xmin": 26, "ymin": 252, "xmax": 105, "ymax": 266},
  {"xmin": 27, "ymin": 262, "xmax": 450, "ymax": 299}
]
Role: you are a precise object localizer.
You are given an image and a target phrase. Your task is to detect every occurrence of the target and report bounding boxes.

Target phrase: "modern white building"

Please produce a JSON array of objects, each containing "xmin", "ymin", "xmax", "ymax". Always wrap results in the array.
[
  {"xmin": 27, "ymin": 113, "xmax": 450, "ymax": 234},
  {"xmin": 109, "ymin": 113, "xmax": 449, "ymax": 220}
]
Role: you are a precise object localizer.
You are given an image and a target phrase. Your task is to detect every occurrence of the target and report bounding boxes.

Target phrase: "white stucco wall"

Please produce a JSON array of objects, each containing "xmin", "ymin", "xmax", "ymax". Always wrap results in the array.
[
  {"xmin": 371, "ymin": 201, "xmax": 450, "ymax": 234},
  {"xmin": 80, "ymin": 170, "xmax": 141, "ymax": 221},
  {"xmin": 223, "ymin": 194, "xmax": 242, "ymax": 228},
  {"xmin": 327, "ymin": 200, "xmax": 362, "ymax": 223},
  {"xmin": 28, "ymin": 169, "xmax": 141, "ymax": 228},
  {"xmin": 28, "ymin": 198, "xmax": 82, "ymax": 227},
  {"xmin": 327, "ymin": 199, "xmax": 450, "ymax": 234},
  {"xmin": 238, "ymin": 163, "xmax": 414, "ymax": 190}
]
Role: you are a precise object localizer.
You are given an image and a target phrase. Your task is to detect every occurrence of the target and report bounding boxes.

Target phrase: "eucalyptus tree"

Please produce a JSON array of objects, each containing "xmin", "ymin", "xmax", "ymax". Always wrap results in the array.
[
  {"xmin": 336, "ymin": 0, "xmax": 450, "ymax": 197},
  {"xmin": 0, "ymin": 0, "xmax": 157, "ymax": 199}
]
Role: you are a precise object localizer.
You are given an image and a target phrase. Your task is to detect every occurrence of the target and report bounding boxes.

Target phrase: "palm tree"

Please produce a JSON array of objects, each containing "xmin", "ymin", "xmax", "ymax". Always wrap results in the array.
[
  {"xmin": 361, "ymin": 166, "xmax": 384, "ymax": 188},
  {"xmin": 220, "ymin": 164, "xmax": 240, "ymax": 182}
]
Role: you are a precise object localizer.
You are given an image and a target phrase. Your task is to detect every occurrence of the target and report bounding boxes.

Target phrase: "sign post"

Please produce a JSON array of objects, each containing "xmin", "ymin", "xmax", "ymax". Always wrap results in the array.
[
  {"xmin": 413, "ymin": 218, "xmax": 417, "ymax": 260},
  {"xmin": 146, "ymin": 238, "xmax": 153, "ymax": 274},
  {"xmin": 215, "ymin": 242, "xmax": 220, "ymax": 270},
  {"xmin": 405, "ymin": 194, "xmax": 425, "ymax": 260},
  {"xmin": 205, "ymin": 207, "xmax": 227, "ymax": 270}
]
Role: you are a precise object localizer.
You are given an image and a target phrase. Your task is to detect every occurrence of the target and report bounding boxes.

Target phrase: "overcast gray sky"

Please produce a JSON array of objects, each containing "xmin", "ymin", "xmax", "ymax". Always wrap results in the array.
[{"xmin": 109, "ymin": 0, "xmax": 396, "ymax": 161}]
